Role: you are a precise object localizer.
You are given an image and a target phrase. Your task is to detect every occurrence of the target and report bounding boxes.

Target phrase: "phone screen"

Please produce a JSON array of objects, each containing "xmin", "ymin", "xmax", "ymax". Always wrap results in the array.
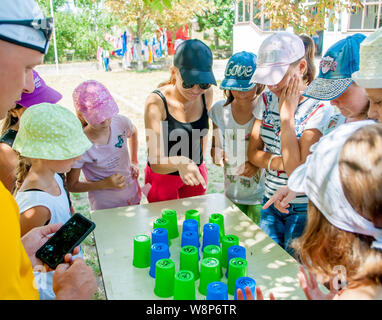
[{"xmin": 36, "ymin": 213, "xmax": 95, "ymax": 269}]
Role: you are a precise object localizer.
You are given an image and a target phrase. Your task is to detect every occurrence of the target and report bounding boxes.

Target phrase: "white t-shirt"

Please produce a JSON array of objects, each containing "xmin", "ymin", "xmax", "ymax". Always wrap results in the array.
[
  {"xmin": 254, "ymin": 91, "xmax": 333, "ymax": 204},
  {"xmin": 209, "ymin": 100, "xmax": 265, "ymax": 205}
]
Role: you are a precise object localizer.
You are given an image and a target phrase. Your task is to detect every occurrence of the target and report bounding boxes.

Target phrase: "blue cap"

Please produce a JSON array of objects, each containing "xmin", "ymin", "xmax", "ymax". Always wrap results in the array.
[
  {"xmin": 234, "ymin": 277, "xmax": 256, "ymax": 300},
  {"xmin": 220, "ymin": 51, "xmax": 257, "ymax": 92},
  {"xmin": 206, "ymin": 281, "xmax": 228, "ymax": 300},
  {"xmin": 303, "ymin": 33, "xmax": 366, "ymax": 100}
]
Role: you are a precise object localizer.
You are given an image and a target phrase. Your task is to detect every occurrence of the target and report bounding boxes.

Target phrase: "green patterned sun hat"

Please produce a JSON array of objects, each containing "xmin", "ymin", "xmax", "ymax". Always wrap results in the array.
[{"xmin": 13, "ymin": 103, "xmax": 92, "ymax": 160}]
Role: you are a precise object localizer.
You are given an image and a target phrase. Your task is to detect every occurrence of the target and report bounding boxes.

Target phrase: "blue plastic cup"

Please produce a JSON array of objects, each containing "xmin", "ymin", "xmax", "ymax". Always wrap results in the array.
[
  {"xmin": 182, "ymin": 219, "xmax": 199, "ymax": 237},
  {"xmin": 201, "ymin": 223, "xmax": 220, "ymax": 251},
  {"xmin": 149, "ymin": 242, "xmax": 170, "ymax": 278},
  {"xmin": 226, "ymin": 245, "xmax": 246, "ymax": 278},
  {"xmin": 234, "ymin": 277, "xmax": 256, "ymax": 300},
  {"xmin": 206, "ymin": 281, "xmax": 228, "ymax": 300},
  {"xmin": 181, "ymin": 230, "xmax": 200, "ymax": 259},
  {"xmin": 151, "ymin": 228, "xmax": 169, "ymax": 247}
]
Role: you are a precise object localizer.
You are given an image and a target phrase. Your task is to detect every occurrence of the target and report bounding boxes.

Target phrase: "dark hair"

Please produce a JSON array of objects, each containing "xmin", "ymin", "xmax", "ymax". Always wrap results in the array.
[
  {"xmin": 296, "ymin": 34, "xmax": 316, "ymax": 85},
  {"xmin": 223, "ymin": 84, "xmax": 265, "ymax": 107}
]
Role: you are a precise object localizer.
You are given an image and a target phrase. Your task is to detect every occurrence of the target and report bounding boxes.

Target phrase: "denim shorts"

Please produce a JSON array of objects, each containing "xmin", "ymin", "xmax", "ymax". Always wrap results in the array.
[{"xmin": 259, "ymin": 196, "xmax": 307, "ymax": 258}]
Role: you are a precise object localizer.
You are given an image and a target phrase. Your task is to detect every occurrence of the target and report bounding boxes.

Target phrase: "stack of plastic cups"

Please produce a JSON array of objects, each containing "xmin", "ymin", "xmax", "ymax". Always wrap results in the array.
[
  {"xmin": 227, "ymin": 257, "xmax": 248, "ymax": 296},
  {"xmin": 162, "ymin": 209, "xmax": 179, "ymax": 239},
  {"xmin": 221, "ymin": 235, "xmax": 239, "ymax": 269},
  {"xmin": 206, "ymin": 281, "xmax": 228, "ymax": 300},
  {"xmin": 225, "ymin": 245, "xmax": 246, "ymax": 278},
  {"xmin": 182, "ymin": 219, "xmax": 200, "ymax": 238},
  {"xmin": 181, "ymin": 230, "xmax": 200, "ymax": 259},
  {"xmin": 234, "ymin": 277, "xmax": 256, "ymax": 300},
  {"xmin": 203, "ymin": 245, "xmax": 222, "ymax": 278},
  {"xmin": 201, "ymin": 223, "xmax": 220, "ymax": 252},
  {"xmin": 132, "ymin": 235, "xmax": 151, "ymax": 268},
  {"xmin": 153, "ymin": 218, "xmax": 171, "ymax": 246},
  {"xmin": 174, "ymin": 270, "xmax": 196, "ymax": 300},
  {"xmin": 209, "ymin": 213, "xmax": 225, "ymax": 240},
  {"xmin": 149, "ymin": 242, "xmax": 170, "ymax": 278},
  {"xmin": 151, "ymin": 228, "xmax": 169, "ymax": 247},
  {"xmin": 198, "ymin": 257, "xmax": 221, "ymax": 296},
  {"xmin": 180, "ymin": 245, "xmax": 200, "ymax": 280},
  {"xmin": 154, "ymin": 258, "xmax": 175, "ymax": 298},
  {"xmin": 185, "ymin": 209, "xmax": 200, "ymax": 237}
]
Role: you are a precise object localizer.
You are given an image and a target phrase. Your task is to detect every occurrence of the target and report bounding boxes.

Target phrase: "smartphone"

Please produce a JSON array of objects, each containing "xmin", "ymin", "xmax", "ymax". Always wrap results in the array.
[{"xmin": 36, "ymin": 213, "xmax": 96, "ymax": 269}]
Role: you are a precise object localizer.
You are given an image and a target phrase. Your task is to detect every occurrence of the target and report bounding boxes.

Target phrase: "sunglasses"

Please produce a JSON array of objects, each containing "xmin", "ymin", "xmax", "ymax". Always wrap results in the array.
[
  {"xmin": 0, "ymin": 18, "xmax": 53, "ymax": 54},
  {"xmin": 182, "ymin": 82, "xmax": 211, "ymax": 90}
]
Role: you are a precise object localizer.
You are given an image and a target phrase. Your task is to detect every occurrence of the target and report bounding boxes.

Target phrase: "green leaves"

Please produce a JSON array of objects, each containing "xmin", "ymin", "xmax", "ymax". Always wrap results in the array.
[{"xmin": 142, "ymin": 0, "xmax": 178, "ymax": 11}]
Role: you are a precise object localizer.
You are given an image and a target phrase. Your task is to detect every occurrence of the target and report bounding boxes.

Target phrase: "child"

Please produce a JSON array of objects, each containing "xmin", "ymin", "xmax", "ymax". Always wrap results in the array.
[
  {"xmin": 303, "ymin": 34, "xmax": 369, "ymax": 135},
  {"xmin": 209, "ymin": 51, "xmax": 265, "ymax": 224},
  {"xmin": 0, "ymin": 70, "xmax": 62, "ymax": 192},
  {"xmin": 247, "ymin": 32, "xmax": 333, "ymax": 256},
  {"xmin": 13, "ymin": 103, "xmax": 93, "ymax": 299},
  {"xmin": 66, "ymin": 80, "xmax": 141, "ymax": 210}
]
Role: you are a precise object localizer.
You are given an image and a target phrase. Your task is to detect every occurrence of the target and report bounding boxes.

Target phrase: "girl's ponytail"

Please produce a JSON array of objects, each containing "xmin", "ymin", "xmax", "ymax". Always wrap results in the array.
[
  {"xmin": 299, "ymin": 34, "xmax": 316, "ymax": 85},
  {"xmin": 13, "ymin": 154, "xmax": 31, "ymax": 195}
]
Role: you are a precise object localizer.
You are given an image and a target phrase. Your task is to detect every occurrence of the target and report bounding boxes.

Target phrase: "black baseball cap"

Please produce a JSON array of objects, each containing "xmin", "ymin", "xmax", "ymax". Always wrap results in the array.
[{"xmin": 174, "ymin": 39, "xmax": 217, "ymax": 86}]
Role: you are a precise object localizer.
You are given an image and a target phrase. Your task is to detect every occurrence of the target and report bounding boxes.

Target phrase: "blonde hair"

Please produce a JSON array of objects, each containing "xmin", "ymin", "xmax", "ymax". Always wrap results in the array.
[
  {"xmin": 157, "ymin": 66, "xmax": 177, "ymax": 88},
  {"xmin": 1, "ymin": 104, "xmax": 23, "ymax": 136},
  {"xmin": 13, "ymin": 153, "xmax": 31, "ymax": 195},
  {"xmin": 75, "ymin": 110, "xmax": 88, "ymax": 128},
  {"xmin": 293, "ymin": 123, "xmax": 382, "ymax": 289}
]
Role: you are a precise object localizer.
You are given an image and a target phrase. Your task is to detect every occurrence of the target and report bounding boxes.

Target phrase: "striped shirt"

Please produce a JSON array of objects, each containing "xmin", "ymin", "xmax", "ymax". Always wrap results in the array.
[{"xmin": 254, "ymin": 91, "xmax": 333, "ymax": 204}]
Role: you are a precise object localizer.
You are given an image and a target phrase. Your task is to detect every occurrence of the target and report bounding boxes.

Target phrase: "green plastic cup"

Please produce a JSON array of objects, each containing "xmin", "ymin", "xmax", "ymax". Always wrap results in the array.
[
  {"xmin": 154, "ymin": 218, "xmax": 171, "ymax": 246},
  {"xmin": 209, "ymin": 213, "xmax": 225, "ymax": 240},
  {"xmin": 185, "ymin": 209, "xmax": 200, "ymax": 237},
  {"xmin": 198, "ymin": 257, "xmax": 221, "ymax": 296},
  {"xmin": 154, "ymin": 258, "xmax": 175, "ymax": 298},
  {"xmin": 162, "ymin": 209, "xmax": 179, "ymax": 239},
  {"xmin": 174, "ymin": 270, "xmax": 196, "ymax": 300},
  {"xmin": 180, "ymin": 245, "xmax": 200, "ymax": 280},
  {"xmin": 203, "ymin": 245, "xmax": 222, "ymax": 278},
  {"xmin": 221, "ymin": 234, "xmax": 239, "ymax": 268},
  {"xmin": 132, "ymin": 234, "xmax": 151, "ymax": 268},
  {"xmin": 227, "ymin": 257, "xmax": 248, "ymax": 296}
]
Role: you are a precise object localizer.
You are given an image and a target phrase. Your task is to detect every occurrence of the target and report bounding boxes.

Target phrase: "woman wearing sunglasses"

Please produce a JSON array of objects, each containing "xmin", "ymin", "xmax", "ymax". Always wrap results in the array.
[{"xmin": 144, "ymin": 39, "xmax": 215, "ymax": 202}]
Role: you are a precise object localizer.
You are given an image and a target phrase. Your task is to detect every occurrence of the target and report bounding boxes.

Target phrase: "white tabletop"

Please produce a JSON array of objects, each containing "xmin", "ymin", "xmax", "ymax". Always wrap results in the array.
[{"xmin": 91, "ymin": 193, "xmax": 307, "ymax": 300}]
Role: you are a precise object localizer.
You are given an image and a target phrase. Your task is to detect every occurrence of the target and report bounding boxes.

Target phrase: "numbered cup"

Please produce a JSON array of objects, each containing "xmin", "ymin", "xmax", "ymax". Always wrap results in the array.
[
  {"xmin": 206, "ymin": 281, "xmax": 228, "ymax": 300},
  {"xmin": 180, "ymin": 245, "xmax": 200, "ymax": 280},
  {"xmin": 174, "ymin": 270, "xmax": 196, "ymax": 300},
  {"xmin": 154, "ymin": 258, "xmax": 175, "ymax": 298},
  {"xmin": 162, "ymin": 209, "xmax": 179, "ymax": 239},
  {"xmin": 149, "ymin": 242, "xmax": 170, "ymax": 278},
  {"xmin": 227, "ymin": 257, "xmax": 248, "ymax": 296},
  {"xmin": 221, "ymin": 234, "xmax": 239, "ymax": 268},
  {"xmin": 182, "ymin": 219, "xmax": 199, "ymax": 237},
  {"xmin": 198, "ymin": 257, "xmax": 221, "ymax": 296},
  {"xmin": 185, "ymin": 209, "xmax": 200, "ymax": 236},
  {"xmin": 201, "ymin": 223, "xmax": 220, "ymax": 251},
  {"xmin": 234, "ymin": 277, "xmax": 256, "ymax": 300},
  {"xmin": 226, "ymin": 245, "xmax": 246, "ymax": 278},
  {"xmin": 209, "ymin": 213, "xmax": 225, "ymax": 240},
  {"xmin": 203, "ymin": 245, "xmax": 222, "ymax": 278},
  {"xmin": 151, "ymin": 228, "xmax": 169, "ymax": 247},
  {"xmin": 132, "ymin": 234, "xmax": 151, "ymax": 268}
]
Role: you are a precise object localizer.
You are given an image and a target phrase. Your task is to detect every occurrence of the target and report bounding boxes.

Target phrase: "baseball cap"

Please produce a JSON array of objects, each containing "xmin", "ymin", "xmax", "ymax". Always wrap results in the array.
[
  {"xmin": 249, "ymin": 31, "xmax": 305, "ymax": 86},
  {"xmin": 0, "ymin": 0, "xmax": 52, "ymax": 54},
  {"xmin": 220, "ymin": 51, "xmax": 258, "ymax": 92},
  {"xmin": 303, "ymin": 33, "xmax": 366, "ymax": 100},
  {"xmin": 288, "ymin": 119, "xmax": 382, "ymax": 249},
  {"xmin": 13, "ymin": 103, "xmax": 92, "ymax": 160},
  {"xmin": 17, "ymin": 70, "xmax": 62, "ymax": 108},
  {"xmin": 174, "ymin": 39, "xmax": 217, "ymax": 86},
  {"xmin": 73, "ymin": 80, "xmax": 119, "ymax": 126}
]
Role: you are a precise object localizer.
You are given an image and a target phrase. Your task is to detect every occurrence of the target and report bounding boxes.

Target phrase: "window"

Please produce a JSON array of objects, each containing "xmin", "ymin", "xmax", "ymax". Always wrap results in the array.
[{"xmin": 349, "ymin": 1, "xmax": 382, "ymax": 30}]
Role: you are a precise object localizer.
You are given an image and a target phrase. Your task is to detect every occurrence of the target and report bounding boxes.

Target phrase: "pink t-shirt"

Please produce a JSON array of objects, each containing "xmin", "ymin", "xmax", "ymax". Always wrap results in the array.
[{"xmin": 73, "ymin": 114, "xmax": 141, "ymax": 210}]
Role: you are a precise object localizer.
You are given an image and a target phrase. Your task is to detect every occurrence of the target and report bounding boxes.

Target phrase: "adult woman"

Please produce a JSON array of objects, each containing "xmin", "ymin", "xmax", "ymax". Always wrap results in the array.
[{"xmin": 144, "ymin": 39, "xmax": 215, "ymax": 202}]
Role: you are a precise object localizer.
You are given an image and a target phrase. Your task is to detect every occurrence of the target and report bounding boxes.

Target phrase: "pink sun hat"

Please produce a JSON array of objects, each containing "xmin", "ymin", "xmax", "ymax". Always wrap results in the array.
[
  {"xmin": 17, "ymin": 70, "xmax": 63, "ymax": 108},
  {"xmin": 73, "ymin": 80, "xmax": 119, "ymax": 125}
]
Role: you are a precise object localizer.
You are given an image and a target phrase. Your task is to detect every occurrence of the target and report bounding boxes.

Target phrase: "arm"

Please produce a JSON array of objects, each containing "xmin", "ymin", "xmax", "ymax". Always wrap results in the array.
[
  {"xmin": 210, "ymin": 122, "xmax": 225, "ymax": 167},
  {"xmin": 0, "ymin": 143, "xmax": 18, "ymax": 192},
  {"xmin": 129, "ymin": 124, "xmax": 139, "ymax": 165},
  {"xmin": 20, "ymin": 206, "xmax": 51, "ymax": 237}
]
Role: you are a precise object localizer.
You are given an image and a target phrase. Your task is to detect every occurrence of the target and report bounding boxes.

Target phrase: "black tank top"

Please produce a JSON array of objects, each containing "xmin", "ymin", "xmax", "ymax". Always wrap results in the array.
[
  {"xmin": 148, "ymin": 89, "xmax": 209, "ymax": 175},
  {"xmin": 0, "ymin": 129, "xmax": 17, "ymax": 147}
]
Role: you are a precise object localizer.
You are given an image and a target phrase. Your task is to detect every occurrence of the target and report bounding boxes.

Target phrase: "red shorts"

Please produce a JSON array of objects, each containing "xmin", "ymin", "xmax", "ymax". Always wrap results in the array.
[{"xmin": 144, "ymin": 162, "xmax": 208, "ymax": 203}]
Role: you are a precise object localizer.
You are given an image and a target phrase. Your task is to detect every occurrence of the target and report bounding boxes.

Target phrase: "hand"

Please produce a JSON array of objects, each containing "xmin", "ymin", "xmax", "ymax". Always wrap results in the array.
[
  {"xmin": 53, "ymin": 258, "xmax": 98, "ymax": 300},
  {"xmin": 298, "ymin": 265, "xmax": 338, "ymax": 300},
  {"xmin": 279, "ymin": 74, "xmax": 301, "ymax": 119},
  {"xmin": 237, "ymin": 161, "xmax": 259, "ymax": 178},
  {"xmin": 177, "ymin": 158, "xmax": 207, "ymax": 189},
  {"xmin": 21, "ymin": 223, "xmax": 80, "ymax": 268},
  {"xmin": 130, "ymin": 162, "xmax": 139, "ymax": 179},
  {"xmin": 103, "ymin": 173, "xmax": 126, "ymax": 189},
  {"xmin": 263, "ymin": 186, "xmax": 297, "ymax": 214},
  {"xmin": 212, "ymin": 147, "xmax": 226, "ymax": 167},
  {"xmin": 236, "ymin": 286, "xmax": 275, "ymax": 300}
]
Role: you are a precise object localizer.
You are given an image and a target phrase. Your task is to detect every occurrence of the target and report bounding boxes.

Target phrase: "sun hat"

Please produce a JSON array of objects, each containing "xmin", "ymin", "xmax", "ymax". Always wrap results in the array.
[
  {"xmin": 288, "ymin": 119, "xmax": 382, "ymax": 249},
  {"xmin": 13, "ymin": 103, "xmax": 92, "ymax": 160},
  {"xmin": 17, "ymin": 70, "xmax": 62, "ymax": 108},
  {"xmin": 73, "ymin": 80, "xmax": 119, "ymax": 126},
  {"xmin": 352, "ymin": 27, "xmax": 382, "ymax": 88},
  {"xmin": 220, "ymin": 51, "xmax": 258, "ymax": 92},
  {"xmin": 249, "ymin": 31, "xmax": 305, "ymax": 86},
  {"xmin": 174, "ymin": 39, "xmax": 217, "ymax": 86},
  {"xmin": 0, "ymin": 0, "xmax": 52, "ymax": 54},
  {"xmin": 303, "ymin": 34, "xmax": 366, "ymax": 100}
]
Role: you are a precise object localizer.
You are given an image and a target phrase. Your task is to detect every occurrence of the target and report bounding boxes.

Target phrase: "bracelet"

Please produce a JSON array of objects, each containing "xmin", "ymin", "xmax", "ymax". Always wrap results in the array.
[{"xmin": 267, "ymin": 154, "xmax": 279, "ymax": 171}]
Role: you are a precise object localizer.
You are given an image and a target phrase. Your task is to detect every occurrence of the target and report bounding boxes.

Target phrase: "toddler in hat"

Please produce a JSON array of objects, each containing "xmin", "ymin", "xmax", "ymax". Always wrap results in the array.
[
  {"xmin": 0, "ymin": 70, "xmax": 62, "ymax": 192},
  {"xmin": 209, "ymin": 51, "xmax": 265, "ymax": 224},
  {"xmin": 66, "ymin": 80, "xmax": 141, "ymax": 210},
  {"xmin": 247, "ymin": 32, "xmax": 332, "ymax": 256},
  {"xmin": 13, "ymin": 103, "xmax": 93, "ymax": 299}
]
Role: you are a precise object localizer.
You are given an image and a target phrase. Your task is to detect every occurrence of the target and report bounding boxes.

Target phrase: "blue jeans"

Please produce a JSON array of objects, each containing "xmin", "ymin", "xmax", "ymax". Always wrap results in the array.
[{"xmin": 259, "ymin": 197, "xmax": 307, "ymax": 258}]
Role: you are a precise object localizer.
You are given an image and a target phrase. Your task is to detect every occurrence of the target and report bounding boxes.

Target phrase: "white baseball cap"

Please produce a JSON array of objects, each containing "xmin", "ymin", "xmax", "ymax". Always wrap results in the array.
[
  {"xmin": 250, "ymin": 31, "xmax": 305, "ymax": 86},
  {"xmin": 0, "ymin": 0, "xmax": 52, "ymax": 54}
]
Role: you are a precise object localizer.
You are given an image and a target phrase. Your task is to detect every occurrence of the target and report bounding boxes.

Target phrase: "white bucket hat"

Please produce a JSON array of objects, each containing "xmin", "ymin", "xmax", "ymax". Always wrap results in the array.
[
  {"xmin": 288, "ymin": 120, "xmax": 382, "ymax": 250},
  {"xmin": 352, "ymin": 27, "xmax": 382, "ymax": 88}
]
